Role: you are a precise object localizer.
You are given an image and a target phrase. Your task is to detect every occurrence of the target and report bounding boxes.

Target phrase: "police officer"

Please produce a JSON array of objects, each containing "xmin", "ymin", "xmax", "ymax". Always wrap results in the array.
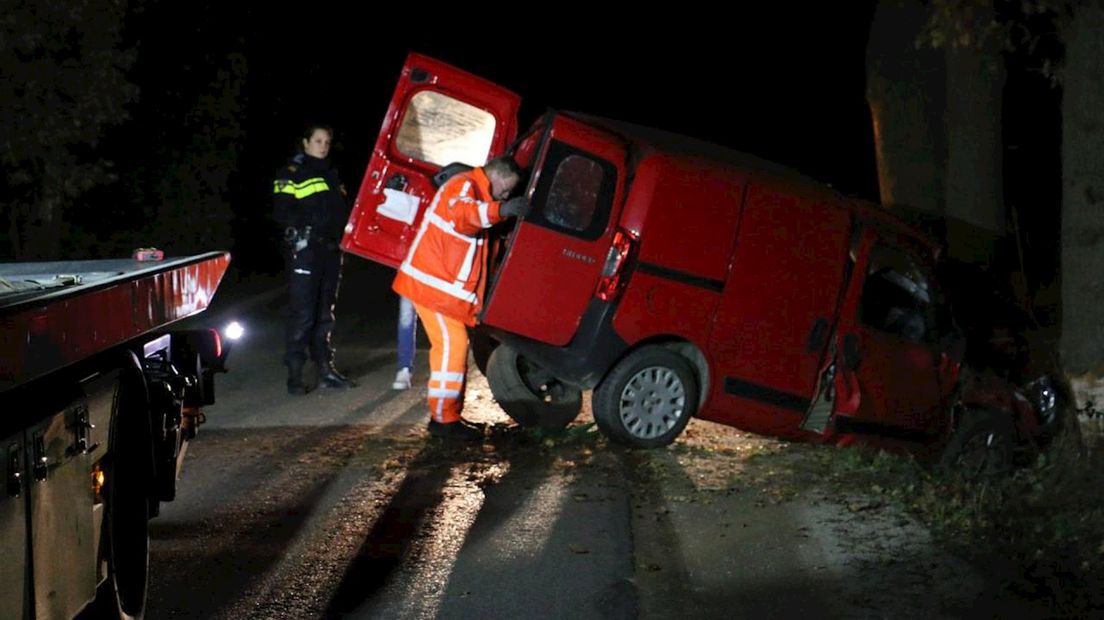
[{"xmin": 273, "ymin": 123, "xmax": 356, "ymax": 394}]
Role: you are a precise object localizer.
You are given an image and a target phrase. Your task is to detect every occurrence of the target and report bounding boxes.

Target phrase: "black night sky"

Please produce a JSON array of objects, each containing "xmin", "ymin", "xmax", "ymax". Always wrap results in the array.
[
  {"xmin": 112, "ymin": 4, "xmax": 901, "ymax": 273},
  {"xmin": 274, "ymin": 7, "xmax": 883, "ymax": 195},
  {"xmin": 18, "ymin": 2, "xmax": 1059, "ymax": 289}
]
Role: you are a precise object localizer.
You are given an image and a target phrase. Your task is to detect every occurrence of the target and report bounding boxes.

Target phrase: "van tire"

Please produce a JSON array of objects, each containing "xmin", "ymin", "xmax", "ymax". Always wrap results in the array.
[
  {"xmin": 594, "ymin": 346, "xmax": 698, "ymax": 448},
  {"xmin": 938, "ymin": 408, "xmax": 1015, "ymax": 480},
  {"xmin": 486, "ymin": 345, "xmax": 582, "ymax": 429},
  {"xmin": 469, "ymin": 329, "xmax": 498, "ymax": 377}
]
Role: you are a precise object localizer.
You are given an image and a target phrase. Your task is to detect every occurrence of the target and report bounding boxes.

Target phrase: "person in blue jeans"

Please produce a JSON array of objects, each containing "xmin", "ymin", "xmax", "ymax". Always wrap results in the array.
[{"xmin": 393, "ymin": 295, "xmax": 417, "ymax": 389}]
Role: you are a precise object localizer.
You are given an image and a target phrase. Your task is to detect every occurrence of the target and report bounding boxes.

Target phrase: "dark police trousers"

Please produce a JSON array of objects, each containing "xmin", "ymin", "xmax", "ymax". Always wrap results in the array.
[{"xmin": 285, "ymin": 237, "xmax": 343, "ymax": 368}]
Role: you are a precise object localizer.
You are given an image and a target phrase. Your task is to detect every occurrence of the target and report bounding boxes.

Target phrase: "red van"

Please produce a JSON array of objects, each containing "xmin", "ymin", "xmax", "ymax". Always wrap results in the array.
[{"xmin": 341, "ymin": 53, "xmax": 1062, "ymax": 470}]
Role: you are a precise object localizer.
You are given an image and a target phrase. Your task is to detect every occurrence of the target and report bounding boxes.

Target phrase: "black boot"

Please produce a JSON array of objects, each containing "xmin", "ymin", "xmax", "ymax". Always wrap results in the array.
[
  {"xmin": 427, "ymin": 418, "xmax": 484, "ymax": 441},
  {"xmin": 287, "ymin": 360, "xmax": 307, "ymax": 395},
  {"xmin": 319, "ymin": 364, "xmax": 356, "ymax": 389}
]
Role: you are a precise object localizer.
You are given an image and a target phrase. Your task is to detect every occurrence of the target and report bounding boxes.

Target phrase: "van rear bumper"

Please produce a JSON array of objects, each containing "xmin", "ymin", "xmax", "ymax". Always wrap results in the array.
[{"xmin": 479, "ymin": 298, "xmax": 627, "ymax": 390}]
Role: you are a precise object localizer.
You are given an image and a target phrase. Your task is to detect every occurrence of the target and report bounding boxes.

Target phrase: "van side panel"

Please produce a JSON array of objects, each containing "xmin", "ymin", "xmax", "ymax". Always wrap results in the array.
[
  {"xmin": 704, "ymin": 182, "xmax": 853, "ymax": 438},
  {"xmin": 625, "ymin": 156, "xmax": 746, "ymax": 283},
  {"xmin": 611, "ymin": 155, "xmax": 744, "ymax": 366}
]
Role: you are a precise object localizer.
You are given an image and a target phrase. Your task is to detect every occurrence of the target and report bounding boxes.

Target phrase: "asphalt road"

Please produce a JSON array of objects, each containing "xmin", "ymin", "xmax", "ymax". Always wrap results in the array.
[{"xmin": 136, "ymin": 257, "xmax": 1012, "ymax": 619}]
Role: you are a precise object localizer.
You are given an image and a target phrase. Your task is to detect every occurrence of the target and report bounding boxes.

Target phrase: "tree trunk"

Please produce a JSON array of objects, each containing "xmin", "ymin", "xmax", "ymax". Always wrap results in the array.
[
  {"xmin": 866, "ymin": 0, "xmax": 947, "ymax": 217},
  {"xmin": 1060, "ymin": 3, "xmax": 1104, "ymax": 378}
]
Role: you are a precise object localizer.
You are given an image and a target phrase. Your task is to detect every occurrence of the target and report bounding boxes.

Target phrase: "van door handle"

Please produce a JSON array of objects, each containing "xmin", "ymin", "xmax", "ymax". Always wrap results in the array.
[
  {"xmin": 842, "ymin": 334, "xmax": 861, "ymax": 370},
  {"xmin": 806, "ymin": 317, "xmax": 829, "ymax": 352}
]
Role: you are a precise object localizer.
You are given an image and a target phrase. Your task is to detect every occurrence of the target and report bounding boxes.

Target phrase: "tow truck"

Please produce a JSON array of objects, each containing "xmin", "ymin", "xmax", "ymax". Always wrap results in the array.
[{"xmin": 0, "ymin": 251, "xmax": 232, "ymax": 619}]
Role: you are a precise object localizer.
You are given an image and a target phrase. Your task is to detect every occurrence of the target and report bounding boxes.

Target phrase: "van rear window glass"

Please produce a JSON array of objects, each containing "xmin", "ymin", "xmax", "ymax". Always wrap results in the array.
[
  {"xmin": 546, "ymin": 155, "xmax": 603, "ymax": 231},
  {"xmin": 394, "ymin": 91, "xmax": 496, "ymax": 167},
  {"xmin": 528, "ymin": 140, "xmax": 617, "ymax": 241}
]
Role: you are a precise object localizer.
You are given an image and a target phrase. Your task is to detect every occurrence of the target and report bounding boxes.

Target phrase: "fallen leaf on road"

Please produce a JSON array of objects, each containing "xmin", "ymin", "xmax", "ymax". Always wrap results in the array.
[{"xmin": 848, "ymin": 501, "xmax": 883, "ymax": 512}]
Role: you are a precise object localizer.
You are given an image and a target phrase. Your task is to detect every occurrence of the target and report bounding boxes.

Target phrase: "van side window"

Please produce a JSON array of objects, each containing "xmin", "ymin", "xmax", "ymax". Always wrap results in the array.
[
  {"xmin": 859, "ymin": 245, "xmax": 937, "ymax": 343},
  {"xmin": 529, "ymin": 141, "xmax": 617, "ymax": 240},
  {"xmin": 394, "ymin": 91, "xmax": 497, "ymax": 167}
]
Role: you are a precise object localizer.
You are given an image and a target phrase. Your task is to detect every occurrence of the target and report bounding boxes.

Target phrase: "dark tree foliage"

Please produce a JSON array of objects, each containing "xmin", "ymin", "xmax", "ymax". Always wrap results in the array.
[
  {"xmin": 0, "ymin": 0, "xmax": 138, "ymax": 259},
  {"xmin": 118, "ymin": 1, "xmax": 248, "ymax": 258},
  {"xmin": 0, "ymin": 1, "xmax": 252, "ymax": 262}
]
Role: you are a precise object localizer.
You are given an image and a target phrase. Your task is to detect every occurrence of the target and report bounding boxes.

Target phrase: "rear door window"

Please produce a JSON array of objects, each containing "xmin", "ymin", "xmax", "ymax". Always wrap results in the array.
[
  {"xmin": 394, "ymin": 90, "xmax": 497, "ymax": 167},
  {"xmin": 527, "ymin": 141, "xmax": 616, "ymax": 241}
]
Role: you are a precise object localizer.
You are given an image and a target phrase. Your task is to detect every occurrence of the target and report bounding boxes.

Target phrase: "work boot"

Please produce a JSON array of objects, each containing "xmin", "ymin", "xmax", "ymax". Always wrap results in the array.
[
  {"xmin": 427, "ymin": 418, "xmax": 484, "ymax": 441},
  {"xmin": 392, "ymin": 367, "xmax": 413, "ymax": 390},
  {"xmin": 287, "ymin": 360, "xmax": 307, "ymax": 395},
  {"xmin": 319, "ymin": 364, "xmax": 357, "ymax": 389}
]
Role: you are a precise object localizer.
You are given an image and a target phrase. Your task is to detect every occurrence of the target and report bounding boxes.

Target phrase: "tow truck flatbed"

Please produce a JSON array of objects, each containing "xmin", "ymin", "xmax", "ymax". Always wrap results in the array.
[{"xmin": 0, "ymin": 251, "xmax": 230, "ymax": 393}]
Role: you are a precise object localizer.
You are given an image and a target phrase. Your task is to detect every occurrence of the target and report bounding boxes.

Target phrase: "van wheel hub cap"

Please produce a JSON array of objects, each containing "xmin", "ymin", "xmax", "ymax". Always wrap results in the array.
[{"xmin": 619, "ymin": 366, "xmax": 686, "ymax": 439}]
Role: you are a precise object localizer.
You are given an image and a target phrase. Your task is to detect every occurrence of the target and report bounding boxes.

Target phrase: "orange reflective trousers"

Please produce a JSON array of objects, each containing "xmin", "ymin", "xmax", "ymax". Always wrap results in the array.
[{"xmin": 413, "ymin": 302, "xmax": 469, "ymax": 423}]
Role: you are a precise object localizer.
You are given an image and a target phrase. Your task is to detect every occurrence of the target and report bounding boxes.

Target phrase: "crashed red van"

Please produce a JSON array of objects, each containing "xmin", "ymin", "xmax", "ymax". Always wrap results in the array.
[{"xmin": 341, "ymin": 53, "xmax": 1063, "ymax": 470}]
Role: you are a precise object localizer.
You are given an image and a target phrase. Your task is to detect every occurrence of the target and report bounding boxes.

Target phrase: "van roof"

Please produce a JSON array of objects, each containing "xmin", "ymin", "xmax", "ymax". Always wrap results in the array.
[
  {"xmin": 564, "ymin": 112, "xmax": 826, "ymax": 188},
  {"xmin": 562, "ymin": 111, "xmax": 939, "ymax": 256}
]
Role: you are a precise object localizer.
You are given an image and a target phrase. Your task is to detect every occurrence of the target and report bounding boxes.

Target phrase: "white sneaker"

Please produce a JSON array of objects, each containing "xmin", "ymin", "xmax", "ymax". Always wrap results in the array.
[{"xmin": 392, "ymin": 367, "xmax": 413, "ymax": 390}]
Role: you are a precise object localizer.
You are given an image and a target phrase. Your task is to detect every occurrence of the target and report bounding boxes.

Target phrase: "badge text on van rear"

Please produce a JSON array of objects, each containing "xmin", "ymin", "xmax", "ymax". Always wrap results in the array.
[{"xmin": 562, "ymin": 248, "xmax": 596, "ymax": 265}]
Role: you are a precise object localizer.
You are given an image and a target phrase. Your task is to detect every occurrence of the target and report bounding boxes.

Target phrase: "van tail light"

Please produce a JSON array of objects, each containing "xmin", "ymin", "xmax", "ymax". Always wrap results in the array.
[{"xmin": 595, "ymin": 228, "xmax": 637, "ymax": 301}]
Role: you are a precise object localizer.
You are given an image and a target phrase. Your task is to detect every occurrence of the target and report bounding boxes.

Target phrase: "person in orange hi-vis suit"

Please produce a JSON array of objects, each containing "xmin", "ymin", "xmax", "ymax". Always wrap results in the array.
[{"xmin": 392, "ymin": 156, "xmax": 530, "ymax": 440}]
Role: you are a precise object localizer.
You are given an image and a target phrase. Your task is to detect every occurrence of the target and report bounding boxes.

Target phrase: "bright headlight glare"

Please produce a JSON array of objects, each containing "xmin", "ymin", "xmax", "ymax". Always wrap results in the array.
[{"xmin": 225, "ymin": 321, "xmax": 245, "ymax": 341}]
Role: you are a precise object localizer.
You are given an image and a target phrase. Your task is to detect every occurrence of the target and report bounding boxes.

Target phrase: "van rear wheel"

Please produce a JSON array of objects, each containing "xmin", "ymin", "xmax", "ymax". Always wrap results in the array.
[
  {"xmin": 593, "ymin": 346, "xmax": 698, "ymax": 448},
  {"xmin": 486, "ymin": 345, "xmax": 582, "ymax": 429},
  {"xmin": 469, "ymin": 329, "xmax": 498, "ymax": 377}
]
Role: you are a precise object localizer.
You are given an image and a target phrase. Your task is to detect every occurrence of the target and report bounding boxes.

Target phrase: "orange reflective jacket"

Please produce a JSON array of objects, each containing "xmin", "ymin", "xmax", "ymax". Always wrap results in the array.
[{"xmin": 392, "ymin": 167, "xmax": 506, "ymax": 326}]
